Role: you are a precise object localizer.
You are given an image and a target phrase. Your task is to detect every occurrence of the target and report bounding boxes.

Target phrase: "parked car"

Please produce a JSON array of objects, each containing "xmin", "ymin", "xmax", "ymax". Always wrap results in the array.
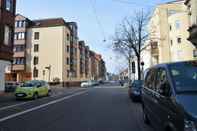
[
  {"xmin": 128, "ymin": 80, "xmax": 143, "ymax": 101},
  {"xmin": 142, "ymin": 61, "xmax": 197, "ymax": 131},
  {"xmin": 5, "ymin": 81, "xmax": 20, "ymax": 92},
  {"xmin": 15, "ymin": 80, "xmax": 51, "ymax": 100},
  {"xmin": 81, "ymin": 80, "xmax": 97, "ymax": 87}
]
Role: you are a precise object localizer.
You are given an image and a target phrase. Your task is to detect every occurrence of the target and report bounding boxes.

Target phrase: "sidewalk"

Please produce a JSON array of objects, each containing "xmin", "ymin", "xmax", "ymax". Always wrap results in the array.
[{"xmin": 0, "ymin": 92, "xmax": 15, "ymax": 104}]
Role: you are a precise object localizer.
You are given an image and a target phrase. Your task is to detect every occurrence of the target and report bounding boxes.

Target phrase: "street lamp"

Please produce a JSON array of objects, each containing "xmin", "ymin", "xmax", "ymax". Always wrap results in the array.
[{"xmin": 45, "ymin": 65, "xmax": 51, "ymax": 82}]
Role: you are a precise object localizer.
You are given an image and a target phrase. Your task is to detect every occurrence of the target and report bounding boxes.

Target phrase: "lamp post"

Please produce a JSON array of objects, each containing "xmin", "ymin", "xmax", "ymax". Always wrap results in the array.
[{"xmin": 45, "ymin": 65, "xmax": 51, "ymax": 82}]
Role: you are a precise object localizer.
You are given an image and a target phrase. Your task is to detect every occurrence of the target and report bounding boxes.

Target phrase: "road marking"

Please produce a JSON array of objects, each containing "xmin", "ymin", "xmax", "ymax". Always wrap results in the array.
[
  {"xmin": 0, "ymin": 102, "xmax": 28, "ymax": 112},
  {"xmin": 0, "ymin": 91, "xmax": 88, "ymax": 123},
  {"xmin": 0, "ymin": 89, "xmax": 86, "ymax": 112}
]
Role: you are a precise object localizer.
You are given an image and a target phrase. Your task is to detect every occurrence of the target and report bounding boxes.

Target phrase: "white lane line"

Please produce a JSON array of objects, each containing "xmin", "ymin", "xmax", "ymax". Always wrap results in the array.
[
  {"xmin": 0, "ymin": 91, "xmax": 88, "ymax": 123},
  {"xmin": 0, "ymin": 102, "xmax": 28, "ymax": 112},
  {"xmin": 0, "ymin": 89, "xmax": 86, "ymax": 111}
]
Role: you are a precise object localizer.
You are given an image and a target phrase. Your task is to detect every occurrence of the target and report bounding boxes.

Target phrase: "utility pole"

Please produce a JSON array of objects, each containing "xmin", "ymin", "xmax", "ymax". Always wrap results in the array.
[{"xmin": 45, "ymin": 65, "xmax": 51, "ymax": 82}]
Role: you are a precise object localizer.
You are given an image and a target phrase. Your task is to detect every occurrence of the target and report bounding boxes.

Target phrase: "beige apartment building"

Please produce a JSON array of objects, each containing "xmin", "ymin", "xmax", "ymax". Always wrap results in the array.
[
  {"xmin": 27, "ymin": 18, "xmax": 71, "ymax": 84},
  {"xmin": 147, "ymin": 0, "xmax": 196, "ymax": 66},
  {"xmin": 5, "ymin": 14, "xmax": 106, "ymax": 86}
]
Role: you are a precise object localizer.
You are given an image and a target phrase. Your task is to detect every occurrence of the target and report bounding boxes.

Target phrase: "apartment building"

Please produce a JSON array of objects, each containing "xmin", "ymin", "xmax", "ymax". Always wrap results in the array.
[
  {"xmin": 27, "ymin": 18, "xmax": 71, "ymax": 84},
  {"xmin": 148, "ymin": 0, "xmax": 195, "ymax": 65},
  {"xmin": 185, "ymin": 0, "xmax": 197, "ymax": 47},
  {"xmin": 6, "ymin": 14, "xmax": 32, "ymax": 82},
  {"xmin": 67, "ymin": 22, "xmax": 78, "ymax": 79},
  {"xmin": 0, "ymin": 0, "xmax": 16, "ymax": 91}
]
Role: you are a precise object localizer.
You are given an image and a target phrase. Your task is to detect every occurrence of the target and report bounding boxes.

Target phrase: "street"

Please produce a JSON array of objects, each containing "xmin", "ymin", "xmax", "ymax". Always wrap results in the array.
[{"xmin": 0, "ymin": 85, "xmax": 153, "ymax": 131}]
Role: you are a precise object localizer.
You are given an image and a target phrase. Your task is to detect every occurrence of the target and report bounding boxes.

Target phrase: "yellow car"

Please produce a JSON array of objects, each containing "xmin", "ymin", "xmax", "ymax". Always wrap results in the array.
[{"xmin": 15, "ymin": 80, "xmax": 51, "ymax": 100}]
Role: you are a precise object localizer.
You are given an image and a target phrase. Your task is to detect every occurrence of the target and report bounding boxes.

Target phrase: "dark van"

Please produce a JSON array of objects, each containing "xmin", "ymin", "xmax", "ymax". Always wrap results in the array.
[{"xmin": 142, "ymin": 61, "xmax": 197, "ymax": 131}]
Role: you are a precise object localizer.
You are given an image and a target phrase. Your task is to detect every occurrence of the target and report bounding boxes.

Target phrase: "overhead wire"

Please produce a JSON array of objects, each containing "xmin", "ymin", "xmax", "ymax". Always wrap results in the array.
[{"xmin": 89, "ymin": 0, "xmax": 107, "ymax": 42}]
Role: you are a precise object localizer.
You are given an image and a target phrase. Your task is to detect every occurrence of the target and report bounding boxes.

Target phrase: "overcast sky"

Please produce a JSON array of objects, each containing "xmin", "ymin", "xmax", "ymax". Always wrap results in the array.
[{"xmin": 16, "ymin": 0, "xmax": 171, "ymax": 74}]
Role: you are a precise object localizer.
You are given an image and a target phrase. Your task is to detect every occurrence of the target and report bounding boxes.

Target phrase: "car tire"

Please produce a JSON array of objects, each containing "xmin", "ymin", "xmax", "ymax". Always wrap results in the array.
[
  {"xmin": 142, "ymin": 104, "xmax": 150, "ymax": 125},
  {"xmin": 33, "ymin": 93, "xmax": 38, "ymax": 100}
]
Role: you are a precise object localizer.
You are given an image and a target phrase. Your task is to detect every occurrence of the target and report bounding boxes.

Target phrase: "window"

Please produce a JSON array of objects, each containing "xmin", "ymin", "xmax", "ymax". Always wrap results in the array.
[
  {"xmin": 155, "ymin": 68, "xmax": 167, "ymax": 92},
  {"xmin": 14, "ymin": 32, "xmax": 25, "ymax": 40},
  {"xmin": 170, "ymin": 40, "xmax": 173, "ymax": 46},
  {"xmin": 14, "ymin": 45, "xmax": 25, "ymax": 52},
  {"xmin": 33, "ymin": 57, "xmax": 39, "ymax": 65},
  {"xmin": 34, "ymin": 32, "xmax": 40, "ymax": 40},
  {"xmin": 4, "ymin": 25, "xmax": 12, "ymax": 45},
  {"xmin": 169, "ymin": 25, "xmax": 172, "ymax": 31},
  {"xmin": 67, "ymin": 46, "xmax": 70, "ymax": 52},
  {"xmin": 33, "ymin": 67, "xmax": 38, "ymax": 78},
  {"xmin": 34, "ymin": 44, "xmax": 39, "ymax": 52},
  {"xmin": 6, "ymin": 0, "xmax": 13, "ymax": 12},
  {"xmin": 67, "ymin": 70, "xmax": 70, "ymax": 78},
  {"xmin": 67, "ymin": 34, "xmax": 70, "ymax": 41},
  {"xmin": 67, "ymin": 58, "xmax": 70, "ymax": 65},
  {"xmin": 13, "ymin": 58, "xmax": 24, "ymax": 65},
  {"xmin": 144, "ymin": 68, "xmax": 156, "ymax": 90},
  {"xmin": 175, "ymin": 20, "xmax": 181, "ymax": 29},
  {"xmin": 177, "ymin": 38, "xmax": 182, "ymax": 43},
  {"xmin": 193, "ymin": 50, "xmax": 197, "ymax": 57}
]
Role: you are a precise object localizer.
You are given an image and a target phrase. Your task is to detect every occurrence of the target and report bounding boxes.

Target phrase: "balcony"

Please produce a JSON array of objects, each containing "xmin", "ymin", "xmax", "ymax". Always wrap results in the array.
[
  {"xmin": 151, "ymin": 42, "xmax": 159, "ymax": 56},
  {"xmin": 188, "ymin": 24, "xmax": 197, "ymax": 47},
  {"xmin": 12, "ymin": 64, "xmax": 25, "ymax": 71},
  {"xmin": 14, "ymin": 52, "xmax": 25, "ymax": 57},
  {"xmin": 14, "ymin": 40, "xmax": 26, "ymax": 45}
]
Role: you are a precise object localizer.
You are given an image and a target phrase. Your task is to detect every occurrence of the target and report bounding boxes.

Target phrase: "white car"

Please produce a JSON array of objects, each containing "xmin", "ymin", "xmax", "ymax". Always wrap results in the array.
[
  {"xmin": 81, "ymin": 81, "xmax": 95, "ymax": 87},
  {"xmin": 81, "ymin": 81, "xmax": 90, "ymax": 87}
]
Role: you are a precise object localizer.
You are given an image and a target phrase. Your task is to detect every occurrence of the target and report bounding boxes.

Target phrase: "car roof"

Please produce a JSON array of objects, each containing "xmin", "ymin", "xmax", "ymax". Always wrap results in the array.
[{"xmin": 148, "ymin": 60, "xmax": 197, "ymax": 69}]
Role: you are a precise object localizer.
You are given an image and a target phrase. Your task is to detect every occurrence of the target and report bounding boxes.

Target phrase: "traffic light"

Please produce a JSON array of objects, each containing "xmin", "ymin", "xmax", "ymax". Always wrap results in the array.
[{"xmin": 132, "ymin": 62, "xmax": 135, "ymax": 73}]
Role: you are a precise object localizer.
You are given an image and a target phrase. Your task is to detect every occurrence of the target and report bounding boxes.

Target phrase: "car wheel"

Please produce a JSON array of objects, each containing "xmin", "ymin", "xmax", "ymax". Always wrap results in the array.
[
  {"xmin": 33, "ymin": 93, "xmax": 38, "ymax": 100},
  {"xmin": 142, "ymin": 104, "xmax": 150, "ymax": 125}
]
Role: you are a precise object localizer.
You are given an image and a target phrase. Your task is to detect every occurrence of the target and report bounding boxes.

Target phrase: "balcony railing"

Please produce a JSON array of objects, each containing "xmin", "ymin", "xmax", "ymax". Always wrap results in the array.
[
  {"xmin": 12, "ymin": 64, "xmax": 25, "ymax": 71},
  {"xmin": 14, "ymin": 52, "xmax": 25, "ymax": 57}
]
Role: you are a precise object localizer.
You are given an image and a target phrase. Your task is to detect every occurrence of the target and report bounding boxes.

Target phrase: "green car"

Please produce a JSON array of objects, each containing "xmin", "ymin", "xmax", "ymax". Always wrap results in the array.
[{"xmin": 15, "ymin": 80, "xmax": 51, "ymax": 100}]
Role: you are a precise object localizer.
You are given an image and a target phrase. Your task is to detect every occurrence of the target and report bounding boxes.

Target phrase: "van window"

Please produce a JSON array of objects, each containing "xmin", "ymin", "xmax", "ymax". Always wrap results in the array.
[
  {"xmin": 144, "ymin": 68, "xmax": 156, "ymax": 90},
  {"xmin": 155, "ymin": 68, "xmax": 168, "ymax": 93}
]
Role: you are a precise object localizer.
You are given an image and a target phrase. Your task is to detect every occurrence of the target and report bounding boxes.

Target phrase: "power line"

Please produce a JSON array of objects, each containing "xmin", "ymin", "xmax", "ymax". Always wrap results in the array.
[
  {"xmin": 89, "ymin": 0, "xmax": 107, "ymax": 42},
  {"xmin": 112, "ymin": 0, "xmax": 156, "ymax": 7}
]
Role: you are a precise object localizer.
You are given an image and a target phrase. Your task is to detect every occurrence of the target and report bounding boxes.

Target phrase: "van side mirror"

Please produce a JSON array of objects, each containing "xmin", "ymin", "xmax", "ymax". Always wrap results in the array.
[{"xmin": 159, "ymin": 82, "xmax": 171, "ymax": 97}]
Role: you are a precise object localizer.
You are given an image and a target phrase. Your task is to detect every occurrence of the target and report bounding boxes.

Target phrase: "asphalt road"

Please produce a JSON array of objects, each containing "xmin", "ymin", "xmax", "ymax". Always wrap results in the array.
[{"xmin": 0, "ymin": 85, "xmax": 154, "ymax": 131}]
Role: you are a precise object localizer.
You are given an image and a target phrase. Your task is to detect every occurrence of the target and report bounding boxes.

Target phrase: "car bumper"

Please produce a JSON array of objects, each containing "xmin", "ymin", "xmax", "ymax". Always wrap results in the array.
[
  {"xmin": 130, "ymin": 93, "xmax": 142, "ymax": 101},
  {"xmin": 15, "ymin": 92, "xmax": 34, "ymax": 99}
]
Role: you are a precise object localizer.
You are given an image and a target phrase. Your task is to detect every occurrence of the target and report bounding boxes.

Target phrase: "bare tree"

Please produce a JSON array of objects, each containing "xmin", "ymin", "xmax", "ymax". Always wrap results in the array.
[{"xmin": 113, "ymin": 10, "xmax": 149, "ymax": 81}]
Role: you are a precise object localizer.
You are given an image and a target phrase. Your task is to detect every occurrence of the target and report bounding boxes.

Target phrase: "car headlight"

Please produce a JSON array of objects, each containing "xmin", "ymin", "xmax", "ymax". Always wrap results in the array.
[{"xmin": 185, "ymin": 120, "xmax": 197, "ymax": 131}]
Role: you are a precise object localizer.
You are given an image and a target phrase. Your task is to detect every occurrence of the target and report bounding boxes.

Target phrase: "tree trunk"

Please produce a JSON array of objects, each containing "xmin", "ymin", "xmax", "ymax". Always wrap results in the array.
[{"xmin": 137, "ymin": 56, "xmax": 141, "ymax": 80}]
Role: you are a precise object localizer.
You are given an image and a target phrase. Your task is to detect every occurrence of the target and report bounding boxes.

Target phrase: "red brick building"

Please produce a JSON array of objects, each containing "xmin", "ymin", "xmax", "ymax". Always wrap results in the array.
[{"xmin": 0, "ymin": 0, "xmax": 16, "ymax": 91}]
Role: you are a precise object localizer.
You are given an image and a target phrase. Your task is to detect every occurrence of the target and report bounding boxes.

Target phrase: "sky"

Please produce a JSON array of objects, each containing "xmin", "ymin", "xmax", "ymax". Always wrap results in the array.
[{"xmin": 16, "ymin": 0, "xmax": 171, "ymax": 74}]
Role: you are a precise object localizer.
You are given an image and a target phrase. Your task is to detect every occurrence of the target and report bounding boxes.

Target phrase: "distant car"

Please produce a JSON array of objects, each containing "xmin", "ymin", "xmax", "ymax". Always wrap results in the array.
[
  {"xmin": 81, "ymin": 81, "xmax": 90, "ymax": 87},
  {"xmin": 5, "ymin": 81, "xmax": 19, "ymax": 92},
  {"xmin": 142, "ymin": 61, "xmax": 197, "ymax": 131},
  {"xmin": 128, "ymin": 80, "xmax": 143, "ymax": 101},
  {"xmin": 15, "ymin": 80, "xmax": 51, "ymax": 100}
]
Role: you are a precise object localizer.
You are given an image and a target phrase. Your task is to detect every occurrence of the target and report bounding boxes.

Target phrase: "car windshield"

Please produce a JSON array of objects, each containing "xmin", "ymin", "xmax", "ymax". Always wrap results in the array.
[
  {"xmin": 21, "ymin": 81, "xmax": 38, "ymax": 87},
  {"xmin": 169, "ymin": 61, "xmax": 197, "ymax": 92}
]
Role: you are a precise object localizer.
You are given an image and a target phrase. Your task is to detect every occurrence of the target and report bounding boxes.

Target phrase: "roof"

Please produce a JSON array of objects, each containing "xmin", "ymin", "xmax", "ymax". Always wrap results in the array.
[{"xmin": 30, "ymin": 18, "xmax": 67, "ymax": 28}]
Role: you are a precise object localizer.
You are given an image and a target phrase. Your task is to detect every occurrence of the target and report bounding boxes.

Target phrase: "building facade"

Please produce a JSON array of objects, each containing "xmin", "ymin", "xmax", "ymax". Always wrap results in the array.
[
  {"xmin": 27, "ymin": 18, "xmax": 71, "ymax": 84},
  {"xmin": 5, "ymin": 14, "xmax": 106, "ymax": 86},
  {"xmin": 0, "ymin": 0, "xmax": 16, "ymax": 91},
  {"xmin": 147, "ymin": 0, "xmax": 196, "ymax": 65},
  {"xmin": 185, "ymin": 0, "xmax": 197, "ymax": 47}
]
